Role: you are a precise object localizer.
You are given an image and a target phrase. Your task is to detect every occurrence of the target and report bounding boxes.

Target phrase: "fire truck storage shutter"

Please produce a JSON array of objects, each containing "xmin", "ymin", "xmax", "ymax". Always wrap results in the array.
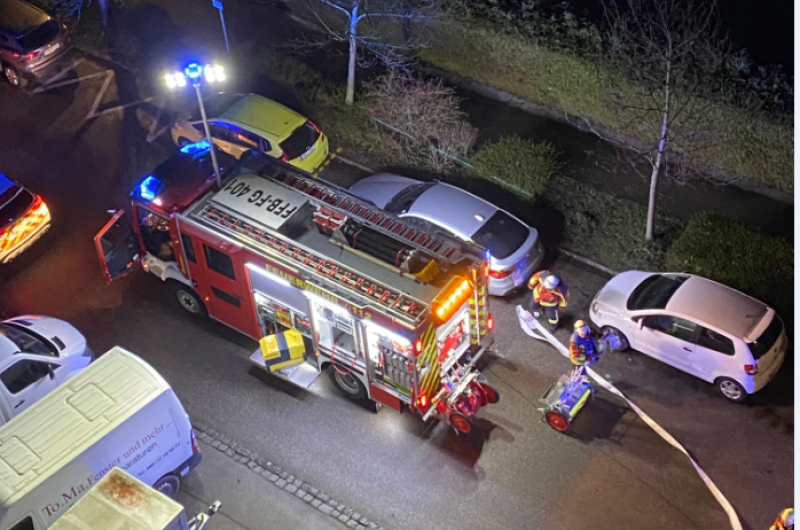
[
  {"xmin": 248, "ymin": 265, "xmax": 309, "ymax": 316},
  {"xmin": 260, "ymin": 329, "xmax": 306, "ymax": 373}
]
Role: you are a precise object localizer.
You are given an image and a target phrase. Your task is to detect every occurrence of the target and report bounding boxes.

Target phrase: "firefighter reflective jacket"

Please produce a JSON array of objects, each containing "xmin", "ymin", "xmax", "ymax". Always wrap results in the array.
[
  {"xmin": 528, "ymin": 271, "xmax": 568, "ymax": 308},
  {"xmin": 569, "ymin": 332, "xmax": 599, "ymax": 365}
]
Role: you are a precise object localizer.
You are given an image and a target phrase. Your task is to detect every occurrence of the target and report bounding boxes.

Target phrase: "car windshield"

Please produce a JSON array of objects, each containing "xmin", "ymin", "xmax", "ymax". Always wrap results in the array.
[
  {"xmin": 187, "ymin": 93, "xmax": 242, "ymax": 121},
  {"xmin": 280, "ymin": 122, "xmax": 320, "ymax": 160},
  {"xmin": 17, "ymin": 19, "xmax": 59, "ymax": 50},
  {"xmin": 385, "ymin": 182, "xmax": 436, "ymax": 214},
  {"xmin": 0, "ymin": 323, "xmax": 56, "ymax": 356},
  {"xmin": 627, "ymin": 274, "xmax": 688, "ymax": 310},
  {"xmin": 747, "ymin": 316, "xmax": 783, "ymax": 360},
  {"xmin": 0, "ymin": 187, "xmax": 33, "ymax": 231},
  {"xmin": 471, "ymin": 211, "xmax": 529, "ymax": 259}
]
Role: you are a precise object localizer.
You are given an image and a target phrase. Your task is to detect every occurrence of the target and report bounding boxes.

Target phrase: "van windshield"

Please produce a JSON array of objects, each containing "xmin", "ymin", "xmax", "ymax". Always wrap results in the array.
[{"xmin": 747, "ymin": 316, "xmax": 783, "ymax": 360}]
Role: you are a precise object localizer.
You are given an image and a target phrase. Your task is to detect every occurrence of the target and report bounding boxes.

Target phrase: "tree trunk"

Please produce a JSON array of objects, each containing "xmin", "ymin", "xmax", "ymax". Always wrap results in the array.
[
  {"xmin": 345, "ymin": 4, "xmax": 359, "ymax": 105},
  {"xmin": 646, "ymin": 55, "xmax": 672, "ymax": 241}
]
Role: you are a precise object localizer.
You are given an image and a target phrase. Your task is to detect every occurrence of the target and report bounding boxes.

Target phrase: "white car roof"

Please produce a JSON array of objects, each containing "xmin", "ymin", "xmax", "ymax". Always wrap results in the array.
[{"xmin": 666, "ymin": 276, "xmax": 769, "ymax": 338}]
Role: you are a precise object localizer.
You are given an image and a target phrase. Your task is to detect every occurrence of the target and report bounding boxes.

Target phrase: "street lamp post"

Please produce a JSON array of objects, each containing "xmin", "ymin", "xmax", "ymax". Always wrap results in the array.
[{"xmin": 165, "ymin": 62, "xmax": 227, "ymax": 188}]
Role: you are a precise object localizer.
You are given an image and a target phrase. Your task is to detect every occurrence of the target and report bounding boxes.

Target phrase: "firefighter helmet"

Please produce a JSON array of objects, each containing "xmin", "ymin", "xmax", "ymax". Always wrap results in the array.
[
  {"xmin": 574, "ymin": 320, "xmax": 590, "ymax": 336},
  {"xmin": 543, "ymin": 275, "xmax": 560, "ymax": 290}
]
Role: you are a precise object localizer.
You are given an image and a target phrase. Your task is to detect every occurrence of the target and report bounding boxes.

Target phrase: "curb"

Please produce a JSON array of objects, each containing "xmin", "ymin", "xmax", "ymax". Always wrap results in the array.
[
  {"xmin": 191, "ymin": 421, "xmax": 386, "ymax": 530},
  {"xmin": 332, "ymin": 152, "xmax": 620, "ymax": 278}
]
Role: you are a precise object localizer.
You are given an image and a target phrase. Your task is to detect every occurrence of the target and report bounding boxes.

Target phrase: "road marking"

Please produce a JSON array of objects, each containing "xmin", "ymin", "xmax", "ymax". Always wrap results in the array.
[
  {"xmin": 517, "ymin": 306, "xmax": 743, "ymax": 530},
  {"xmin": 86, "ymin": 70, "xmax": 114, "ymax": 119},
  {"xmin": 31, "ymin": 57, "xmax": 87, "ymax": 93}
]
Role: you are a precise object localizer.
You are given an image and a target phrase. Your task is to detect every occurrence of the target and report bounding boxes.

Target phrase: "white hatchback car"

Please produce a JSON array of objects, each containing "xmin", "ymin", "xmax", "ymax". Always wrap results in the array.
[
  {"xmin": 0, "ymin": 315, "xmax": 94, "ymax": 416},
  {"xmin": 348, "ymin": 173, "xmax": 544, "ymax": 296},
  {"xmin": 589, "ymin": 271, "xmax": 787, "ymax": 402}
]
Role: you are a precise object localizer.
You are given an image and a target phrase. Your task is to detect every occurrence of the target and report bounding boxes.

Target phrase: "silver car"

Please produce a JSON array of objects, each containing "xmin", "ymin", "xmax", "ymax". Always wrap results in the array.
[
  {"xmin": 348, "ymin": 173, "xmax": 544, "ymax": 296},
  {"xmin": 0, "ymin": 0, "xmax": 72, "ymax": 88}
]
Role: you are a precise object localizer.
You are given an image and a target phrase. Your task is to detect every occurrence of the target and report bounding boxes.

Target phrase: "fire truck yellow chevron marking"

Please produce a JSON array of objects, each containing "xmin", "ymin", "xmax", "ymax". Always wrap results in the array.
[{"xmin": 417, "ymin": 324, "xmax": 441, "ymax": 398}]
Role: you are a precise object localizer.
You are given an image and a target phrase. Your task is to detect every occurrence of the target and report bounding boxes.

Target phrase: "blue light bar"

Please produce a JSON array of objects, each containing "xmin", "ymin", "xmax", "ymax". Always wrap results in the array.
[
  {"xmin": 180, "ymin": 139, "xmax": 211, "ymax": 157},
  {"xmin": 184, "ymin": 62, "xmax": 203, "ymax": 81},
  {"xmin": 138, "ymin": 175, "xmax": 164, "ymax": 202},
  {"xmin": 0, "ymin": 173, "xmax": 13, "ymax": 196}
]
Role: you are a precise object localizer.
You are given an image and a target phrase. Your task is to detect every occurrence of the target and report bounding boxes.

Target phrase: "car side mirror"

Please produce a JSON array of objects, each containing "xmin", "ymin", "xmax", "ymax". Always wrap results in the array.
[
  {"xmin": 636, "ymin": 318, "xmax": 644, "ymax": 330},
  {"xmin": 47, "ymin": 365, "xmax": 56, "ymax": 380}
]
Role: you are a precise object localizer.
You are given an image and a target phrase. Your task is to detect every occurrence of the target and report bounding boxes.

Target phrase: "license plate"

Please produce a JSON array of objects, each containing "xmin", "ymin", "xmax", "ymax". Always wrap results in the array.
[
  {"xmin": 45, "ymin": 43, "xmax": 61, "ymax": 56},
  {"xmin": 300, "ymin": 144, "xmax": 316, "ymax": 160}
]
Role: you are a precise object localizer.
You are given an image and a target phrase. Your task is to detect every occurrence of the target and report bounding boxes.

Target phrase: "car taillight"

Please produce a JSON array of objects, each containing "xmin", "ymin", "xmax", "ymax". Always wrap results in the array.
[
  {"xmin": 488, "ymin": 267, "xmax": 513, "ymax": 279},
  {"xmin": 744, "ymin": 363, "xmax": 758, "ymax": 376},
  {"xmin": 309, "ymin": 120, "xmax": 321, "ymax": 133},
  {"xmin": 13, "ymin": 50, "xmax": 41, "ymax": 62},
  {"xmin": 190, "ymin": 429, "xmax": 200, "ymax": 453},
  {"xmin": 487, "ymin": 314, "xmax": 494, "ymax": 331},
  {"xmin": 281, "ymin": 151, "xmax": 290, "ymax": 162}
]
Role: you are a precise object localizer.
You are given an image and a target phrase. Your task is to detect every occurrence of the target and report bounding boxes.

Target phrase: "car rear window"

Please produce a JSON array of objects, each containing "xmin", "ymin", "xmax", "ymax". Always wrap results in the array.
[
  {"xmin": 0, "ymin": 187, "xmax": 33, "ymax": 231},
  {"xmin": 747, "ymin": 316, "xmax": 783, "ymax": 360},
  {"xmin": 188, "ymin": 93, "xmax": 242, "ymax": 121},
  {"xmin": 280, "ymin": 122, "xmax": 320, "ymax": 160},
  {"xmin": 385, "ymin": 182, "xmax": 436, "ymax": 214},
  {"xmin": 17, "ymin": 19, "xmax": 58, "ymax": 50},
  {"xmin": 627, "ymin": 274, "xmax": 688, "ymax": 311},
  {"xmin": 471, "ymin": 211, "xmax": 529, "ymax": 259}
]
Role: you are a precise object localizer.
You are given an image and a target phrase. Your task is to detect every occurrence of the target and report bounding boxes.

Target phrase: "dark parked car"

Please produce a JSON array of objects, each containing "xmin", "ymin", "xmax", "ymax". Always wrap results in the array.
[{"xmin": 0, "ymin": 0, "xmax": 72, "ymax": 88}]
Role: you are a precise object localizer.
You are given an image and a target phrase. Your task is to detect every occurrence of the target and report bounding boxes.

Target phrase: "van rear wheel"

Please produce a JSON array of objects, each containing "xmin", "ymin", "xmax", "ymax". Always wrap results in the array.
[{"xmin": 153, "ymin": 473, "xmax": 181, "ymax": 497}]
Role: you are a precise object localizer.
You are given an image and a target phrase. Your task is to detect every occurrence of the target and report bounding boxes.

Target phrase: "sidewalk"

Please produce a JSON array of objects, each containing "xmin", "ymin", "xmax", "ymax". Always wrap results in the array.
[{"xmin": 177, "ymin": 438, "xmax": 346, "ymax": 530}]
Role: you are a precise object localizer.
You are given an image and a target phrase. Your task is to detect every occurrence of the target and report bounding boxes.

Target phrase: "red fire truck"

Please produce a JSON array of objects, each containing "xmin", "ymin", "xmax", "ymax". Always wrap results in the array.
[{"xmin": 94, "ymin": 144, "xmax": 498, "ymax": 433}]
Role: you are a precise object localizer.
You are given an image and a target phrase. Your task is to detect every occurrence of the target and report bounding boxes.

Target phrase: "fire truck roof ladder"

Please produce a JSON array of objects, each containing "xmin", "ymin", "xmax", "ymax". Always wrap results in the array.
[
  {"xmin": 266, "ymin": 170, "xmax": 468, "ymax": 267},
  {"xmin": 200, "ymin": 205, "xmax": 428, "ymax": 322}
]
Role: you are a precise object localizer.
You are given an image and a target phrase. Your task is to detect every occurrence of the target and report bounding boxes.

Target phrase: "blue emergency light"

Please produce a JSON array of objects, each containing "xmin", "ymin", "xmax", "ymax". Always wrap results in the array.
[
  {"xmin": 180, "ymin": 139, "xmax": 212, "ymax": 157},
  {"xmin": 485, "ymin": 248, "xmax": 492, "ymax": 261},
  {"xmin": 138, "ymin": 175, "xmax": 164, "ymax": 202},
  {"xmin": 184, "ymin": 62, "xmax": 203, "ymax": 82}
]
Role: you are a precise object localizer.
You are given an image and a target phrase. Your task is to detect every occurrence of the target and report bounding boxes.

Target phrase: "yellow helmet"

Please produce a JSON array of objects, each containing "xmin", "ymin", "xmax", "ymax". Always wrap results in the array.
[{"xmin": 574, "ymin": 320, "xmax": 590, "ymax": 335}]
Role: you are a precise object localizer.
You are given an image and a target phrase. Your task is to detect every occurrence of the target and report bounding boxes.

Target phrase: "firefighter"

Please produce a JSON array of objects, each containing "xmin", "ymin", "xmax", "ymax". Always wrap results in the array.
[
  {"xmin": 771, "ymin": 509, "xmax": 794, "ymax": 530},
  {"xmin": 569, "ymin": 320, "xmax": 600, "ymax": 368},
  {"xmin": 527, "ymin": 270, "xmax": 569, "ymax": 332}
]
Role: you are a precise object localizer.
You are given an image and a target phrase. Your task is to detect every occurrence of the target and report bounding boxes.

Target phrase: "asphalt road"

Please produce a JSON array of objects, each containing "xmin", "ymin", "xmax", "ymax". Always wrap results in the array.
[{"xmin": 0, "ymin": 12, "xmax": 793, "ymax": 530}]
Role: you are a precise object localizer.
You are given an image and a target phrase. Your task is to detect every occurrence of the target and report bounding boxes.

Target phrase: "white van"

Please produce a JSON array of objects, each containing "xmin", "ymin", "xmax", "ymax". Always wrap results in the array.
[{"xmin": 0, "ymin": 347, "xmax": 202, "ymax": 530}]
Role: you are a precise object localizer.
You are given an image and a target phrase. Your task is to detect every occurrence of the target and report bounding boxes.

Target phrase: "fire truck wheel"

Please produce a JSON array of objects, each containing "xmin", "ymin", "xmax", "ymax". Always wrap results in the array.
[
  {"xmin": 328, "ymin": 365, "xmax": 367, "ymax": 400},
  {"xmin": 172, "ymin": 283, "xmax": 207, "ymax": 318},
  {"xmin": 479, "ymin": 383, "xmax": 500, "ymax": 404},
  {"xmin": 449, "ymin": 412, "xmax": 473, "ymax": 434},
  {"xmin": 545, "ymin": 411, "xmax": 570, "ymax": 432}
]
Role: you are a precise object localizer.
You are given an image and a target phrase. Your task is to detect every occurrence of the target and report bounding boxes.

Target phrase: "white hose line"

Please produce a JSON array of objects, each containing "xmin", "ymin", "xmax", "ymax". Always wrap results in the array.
[{"xmin": 516, "ymin": 306, "xmax": 743, "ymax": 530}]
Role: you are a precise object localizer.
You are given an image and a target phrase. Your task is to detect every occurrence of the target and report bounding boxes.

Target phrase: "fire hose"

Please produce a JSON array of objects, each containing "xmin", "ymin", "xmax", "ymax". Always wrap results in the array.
[{"xmin": 516, "ymin": 306, "xmax": 743, "ymax": 530}]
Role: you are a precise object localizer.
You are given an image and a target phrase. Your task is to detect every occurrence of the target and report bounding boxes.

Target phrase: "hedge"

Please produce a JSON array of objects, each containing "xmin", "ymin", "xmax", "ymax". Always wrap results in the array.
[
  {"xmin": 469, "ymin": 136, "xmax": 557, "ymax": 200},
  {"xmin": 665, "ymin": 213, "xmax": 793, "ymax": 305}
]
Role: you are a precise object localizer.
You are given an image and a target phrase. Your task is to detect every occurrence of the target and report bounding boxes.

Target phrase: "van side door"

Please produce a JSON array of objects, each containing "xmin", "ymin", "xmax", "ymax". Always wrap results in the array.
[{"xmin": 0, "ymin": 355, "xmax": 61, "ymax": 416}]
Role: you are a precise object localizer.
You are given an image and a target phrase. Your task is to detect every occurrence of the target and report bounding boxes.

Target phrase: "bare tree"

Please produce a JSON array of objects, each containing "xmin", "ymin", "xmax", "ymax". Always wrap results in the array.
[
  {"xmin": 365, "ymin": 69, "xmax": 477, "ymax": 173},
  {"xmin": 295, "ymin": 0, "xmax": 445, "ymax": 104},
  {"xmin": 604, "ymin": 0, "xmax": 728, "ymax": 240}
]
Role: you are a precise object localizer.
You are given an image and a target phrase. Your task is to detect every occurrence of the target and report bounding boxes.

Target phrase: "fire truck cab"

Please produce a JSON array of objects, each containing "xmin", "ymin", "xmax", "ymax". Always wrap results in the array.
[{"xmin": 95, "ymin": 142, "xmax": 498, "ymax": 433}]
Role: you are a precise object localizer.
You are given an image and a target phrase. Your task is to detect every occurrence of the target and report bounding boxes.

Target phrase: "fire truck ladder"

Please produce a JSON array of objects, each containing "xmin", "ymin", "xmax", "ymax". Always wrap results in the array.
[
  {"xmin": 200, "ymin": 205, "xmax": 428, "ymax": 322},
  {"xmin": 269, "ymin": 171, "xmax": 468, "ymax": 266}
]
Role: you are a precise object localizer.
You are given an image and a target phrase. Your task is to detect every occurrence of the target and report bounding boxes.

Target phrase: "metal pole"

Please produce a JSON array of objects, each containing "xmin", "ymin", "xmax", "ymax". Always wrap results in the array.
[
  {"xmin": 218, "ymin": 8, "xmax": 230, "ymax": 55},
  {"xmin": 195, "ymin": 84, "xmax": 223, "ymax": 188}
]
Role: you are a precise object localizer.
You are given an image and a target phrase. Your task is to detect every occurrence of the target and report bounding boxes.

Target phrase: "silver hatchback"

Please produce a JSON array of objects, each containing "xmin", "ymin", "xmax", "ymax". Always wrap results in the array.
[
  {"xmin": 349, "ymin": 173, "xmax": 544, "ymax": 296},
  {"xmin": 0, "ymin": 0, "xmax": 72, "ymax": 88}
]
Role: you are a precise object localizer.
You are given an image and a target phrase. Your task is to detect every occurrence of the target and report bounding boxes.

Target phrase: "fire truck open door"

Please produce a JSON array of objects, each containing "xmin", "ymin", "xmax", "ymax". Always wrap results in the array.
[{"xmin": 94, "ymin": 210, "xmax": 141, "ymax": 284}]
